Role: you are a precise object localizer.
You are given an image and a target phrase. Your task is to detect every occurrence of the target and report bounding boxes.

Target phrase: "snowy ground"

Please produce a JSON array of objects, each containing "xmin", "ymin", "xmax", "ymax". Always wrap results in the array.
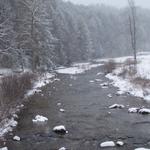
[
  {"xmin": 105, "ymin": 52, "xmax": 150, "ymax": 102},
  {"xmin": 56, "ymin": 62, "xmax": 103, "ymax": 75}
]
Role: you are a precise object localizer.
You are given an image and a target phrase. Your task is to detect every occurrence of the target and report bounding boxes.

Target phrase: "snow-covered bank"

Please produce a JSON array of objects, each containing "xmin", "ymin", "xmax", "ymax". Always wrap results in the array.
[
  {"xmin": 0, "ymin": 118, "xmax": 17, "ymax": 137},
  {"xmin": 56, "ymin": 62, "xmax": 103, "ymax": 74},
  {"xmin": 105, "ymin": 53, "xmax": 150, "ymax": 102},
  {"xmin": 25, "ymin": 73, "xmax": 55, "ymax": 97},
  {"xmin": 0, "ymin": 72, "xmax": 55, "ymax": 137}
]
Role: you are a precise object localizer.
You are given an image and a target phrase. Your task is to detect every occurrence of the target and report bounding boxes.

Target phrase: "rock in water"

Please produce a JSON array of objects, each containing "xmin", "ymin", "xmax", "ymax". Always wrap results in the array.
[
  {"xmin": 128, "ymin": 107, "xmax": 139, "ymax": 113},
  {"xmin": 59, "ymin": 147, "xmax": 66, "ymax": 150},
  {"xmin": 107, "ymin": 94, "xmax": 112, "ymax": 98},
  {"xmin": 100, "ymin": 141, "xmax": 115, "ymax": 147},
  {"xmin": 13, "ymin": 136, "xmax": 21, "ymax": 141},
  {"xmin": 60, "ymin": 109, "xmax": 65, "ymax": 112},
  {"xmin": 109, "ymin": 104, "xmax": 125, "ymax": 109},
  {"xmin": 116, "ymin": 141, "xmax": 124, "ymax": 146},
  {"xmin": 53, "ymin": 125, "xmax": 67, "ymax": 135},
  {"xmin": 32, "ymin": 115, "xmax": 48, "ymax": 123},
  {"xmin": 139, "ymin": 108, "xmax": 150, "ymax": 115},
  {"xmin": 57, "ymin": 103, "xmax": 62, "ymax": 106}
]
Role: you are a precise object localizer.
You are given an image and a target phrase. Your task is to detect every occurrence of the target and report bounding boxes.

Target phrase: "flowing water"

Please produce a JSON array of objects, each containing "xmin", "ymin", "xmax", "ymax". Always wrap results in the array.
[{"xmin": 4, "ymin": 66, "xmax": 150, "ymax": 150}]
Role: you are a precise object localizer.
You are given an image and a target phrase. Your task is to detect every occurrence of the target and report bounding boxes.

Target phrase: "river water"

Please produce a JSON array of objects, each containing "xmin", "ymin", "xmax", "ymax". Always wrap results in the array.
[{"xmin": 4, "ymin": 66, "xmax": 150, "ymax": 150}]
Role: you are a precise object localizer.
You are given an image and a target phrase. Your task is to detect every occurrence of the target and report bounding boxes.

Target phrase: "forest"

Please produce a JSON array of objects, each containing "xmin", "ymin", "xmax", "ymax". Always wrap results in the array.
[{"xmin": 1, "ymin": 0, "xmax": 150, "ymax": 71}]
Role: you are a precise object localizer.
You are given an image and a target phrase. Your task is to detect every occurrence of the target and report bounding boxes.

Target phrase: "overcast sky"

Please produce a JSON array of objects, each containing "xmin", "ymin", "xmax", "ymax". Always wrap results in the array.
[{"xmin": 64, "ymin": 0, "xmax": 150, "ymax": 9}]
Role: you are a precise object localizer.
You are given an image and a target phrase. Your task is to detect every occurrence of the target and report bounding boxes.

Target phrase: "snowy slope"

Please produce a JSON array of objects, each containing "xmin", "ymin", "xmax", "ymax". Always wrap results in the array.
[{"xmin": 106, "ymin": 53, "xmax": 150, "ymax": 101}]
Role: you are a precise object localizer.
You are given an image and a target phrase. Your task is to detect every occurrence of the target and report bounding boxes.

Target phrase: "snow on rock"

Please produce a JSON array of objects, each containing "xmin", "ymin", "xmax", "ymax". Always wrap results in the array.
[
  {"xmin": 107, "ymin": 94, "xmax": 112, "ymax": 98},
  {"xmin": 109, "ymin": 104, "xmax": 125, "ymax": 109},
  {"xmin": 59, "ymin": 147, "xmax": 66, "ymax": 150},
  {"xmin": 139, "ymin": 108, "xmax": 150, "ymax": 115},
  {"xmin": 116, "ymin": 90, "xmax": 125, "ymax": 96},
  {"xmin": 53, "ymin": 125, "xmax": 67, "ymax": 134},
  {"xmin": 100, "ymin": 82, "xmax": 109, "ymax": 88},
  {"xmin": 0, "ymin": 118, "xmax": 18, "ymax": 137},
  {"xmin": 116, "ymin": 141, "xmax": 124, "ymax": 146},
  {"xmin": 100, "ymin": 82, "xmax": 109, "ymax": 87},
  {"xmin": 17, "ymin": 104, "xmax": 24, "ymax": 109},
  {"xmin": 135, "ymin": 148, "xmax": 150, "ymax": 150},
  {"xmin": 54, "ymin": 78, "xmax": 60, "ymax": 82},
  {"xmin": 0, "ymin": 147, "xmax": 8, "ymax": 150},
  {"xmin": 128, "ymin": 108, "xmax": 140, "ymax": 113},
  {"xmin": 12, "ymin": 114, "xmax": 18, "ymax": 119},
  {"xmin": 89, "ymin": 80, "xmax": 94, "ymax": 83},
  {"xmin": 95, "ymin": 79, "xmax": 102, "ymax": 82},
  {"xmin": 32, "ymin": 115, "xmax": 48, "ymax": 123},
  {"xmin": 100, "ymin": 141, "xmax": 115, "ymax": 147},
  {"xmin": 57, "ymin": 103, "xmax": 62, "ymax": 106},
  {"xmin": 60, "ymin": 109, "xmax": 65, "ymax": 112},
  {"xmin": 97, "ymin": 72, "xmax": 103, "ymax": 76},
  {"xmin": 13, "ymin": 136, "xmax": 21, "ymax": 141}
]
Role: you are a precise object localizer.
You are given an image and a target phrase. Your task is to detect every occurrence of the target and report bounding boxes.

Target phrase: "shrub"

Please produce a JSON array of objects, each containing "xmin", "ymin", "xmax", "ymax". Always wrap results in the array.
[
  {"xmin": 0, "ymin": 73, "xmax": 34, "ymax": 105},
  {"xmin": 131, "ymin": 77, "xmax": 150, "ymax": 88},
  {"xmin": 103, "ymin": 60, "xmax": 116, "ymax": 74},
  {"xmin": 124, "ymin": 58, "xmax": 135, "ymax": 66}
]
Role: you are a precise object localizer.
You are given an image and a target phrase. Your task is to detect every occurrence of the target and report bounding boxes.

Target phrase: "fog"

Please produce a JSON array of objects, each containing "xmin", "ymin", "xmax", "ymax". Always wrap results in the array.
[{"xmin": 64, "ymin": 0, "xmax": 150, "ymax": 9}]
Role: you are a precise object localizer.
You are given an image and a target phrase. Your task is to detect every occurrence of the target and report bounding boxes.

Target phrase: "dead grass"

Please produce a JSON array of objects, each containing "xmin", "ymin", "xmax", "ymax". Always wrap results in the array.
[
  {"xmin": 103, "ymin": 60, "xmax": 116, "ymax": 74},
  {"xmin": 131, "ymin": 76, "xmax": 150, "ymax": 88},
  {"xmin": 124, "ymin": 58, "xmax": 135, "ymax": 66},
  {"xmin": 0, "ymin": 73, "xmax": 34, "ymax": 103}
]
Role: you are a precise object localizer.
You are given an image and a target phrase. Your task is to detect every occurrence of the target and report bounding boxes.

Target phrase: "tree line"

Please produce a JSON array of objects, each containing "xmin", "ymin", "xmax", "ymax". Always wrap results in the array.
[{"xmin": 0, "ymin": 0, "xmax": 150, "ymax": 71}]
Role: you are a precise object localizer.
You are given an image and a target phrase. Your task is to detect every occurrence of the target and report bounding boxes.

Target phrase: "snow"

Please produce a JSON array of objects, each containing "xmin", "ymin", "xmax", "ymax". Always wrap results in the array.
[
  {"xmin": 32, "ymin": 115, "xmax": 48, "ymax": 123},
  {"xmin": 135, "ymin": 148, "xmax": 150, "ymax": 150},
  {"xmin": 100, "ymin": 141, "xmax": 115, "ymax": 147},
  {"xmin": 0, "ymin": 69, "xmax": 13, "ymax": 76},
  {"xmin": 139, "ymin": 108, "xmax": 150, "ymax": 114},
  {"xmin": 59, "ymin": 147, "xmax": 66, "ymax": 150},
  {"xmin": 12, "ymin": 114, "xmax": 18, "ymax": 119},
  {"xmin": 95, "ymin": 79, "xmax": 102, "ymax": 82},
  {"xmin": 100, "ymin": 82, "xmax": 109, "ymax": 88},
  {"xmin": 53, "ymin": 125, "xmax": 67, "ymax": 134},
  {"xmin": 97, "ymin": 72, "xmax": 103, "ymax": 76},
  {"xmin": 60, "ymin": 109, "xmax": 65, "ymax": 112},
  {"xmin": 109, "ymin": 104, "xmax": 125, "ymax": 109},
  {"xmin": 105, "ymin": 54, "xmax": 150, "ymax": 102},
  {"xmin": 128, "ymin": 108, "xmax": 139, "ymax": 113},
  {"xmin": 53, "ymin": 125, "xmax": 66, "ymax": 131},
  {"xmin": 56, "ymin": 62, "xmax": 103, "ymax": 75},
  {"xmin": 13, "ymin": 136, "xmax": 21, "ymax": 141},
  {"xmin": 89, "ymin": 80, "xmax": 94, "ymax": 83},
  {"xmin": 107, "ymin": 94, "xmax": 112, "ymax": 98},
  {"xmin": 26, "ymin": 73, "xmax": 55, "ymax": 97},
  {"xmin": 57, "ymin": 103, "xmax": 62, "ymax": 106},
  {"xmin": 0, "ymin": 147, "xmax": 8, "ymax": 150},
  {"xmin": 116, "ymin": 141, "xmax": 124, "ymax": 146},
  {"xmin": 0, "ymin": 118, "xmax": 18, "ymax": 137}
]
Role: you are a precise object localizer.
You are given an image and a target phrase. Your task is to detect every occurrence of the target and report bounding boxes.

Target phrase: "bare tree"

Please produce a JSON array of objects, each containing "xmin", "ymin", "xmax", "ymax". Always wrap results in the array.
[
  {"xmin": 17, "ymin": 0, "xmax": 43, "ymax": 72},
  {"xmin": 128, "ymin": 0, "xmax": 137, "ymax": 63}
]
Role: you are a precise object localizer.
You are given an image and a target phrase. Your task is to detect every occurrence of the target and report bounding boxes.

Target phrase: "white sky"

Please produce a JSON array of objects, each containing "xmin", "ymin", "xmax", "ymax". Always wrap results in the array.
[{"xmin": 64, "ymin": 0, "xmax": 150, "ymax": 9}]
